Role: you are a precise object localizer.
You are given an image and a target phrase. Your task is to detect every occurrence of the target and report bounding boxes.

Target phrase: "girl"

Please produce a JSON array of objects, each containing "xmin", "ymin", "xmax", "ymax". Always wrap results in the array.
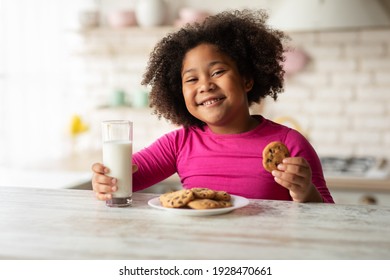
[{"xmin": 92, "ymin": 10, "xmax": 334, "ymax": 203}]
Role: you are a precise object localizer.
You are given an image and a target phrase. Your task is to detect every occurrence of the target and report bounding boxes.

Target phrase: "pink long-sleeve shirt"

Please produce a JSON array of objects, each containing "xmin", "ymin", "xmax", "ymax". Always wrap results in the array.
[{"xmin": 133, "ymin": 115, "xmax": 334, "ymax": 203}]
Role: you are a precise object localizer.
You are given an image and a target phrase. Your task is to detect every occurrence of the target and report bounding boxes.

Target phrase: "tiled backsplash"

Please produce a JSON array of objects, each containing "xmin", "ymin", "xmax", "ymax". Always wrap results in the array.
[
  {"xmin": 264, "ymin": 29, "xmax": 390, "ymax": 159},
  {"xmin": 71, "ymin": 27, "xmax": 390, "ymax": 159}
]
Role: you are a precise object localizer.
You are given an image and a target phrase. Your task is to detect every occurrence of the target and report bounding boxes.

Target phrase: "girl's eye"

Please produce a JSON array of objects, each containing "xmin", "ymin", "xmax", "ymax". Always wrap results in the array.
[
  {"xmin": 212, "ymin": 70, "xmax": 225, "ymax": 77},
  {"xmin": 185, "ymin": 77, "xmax": 197, "ymax": 83}
]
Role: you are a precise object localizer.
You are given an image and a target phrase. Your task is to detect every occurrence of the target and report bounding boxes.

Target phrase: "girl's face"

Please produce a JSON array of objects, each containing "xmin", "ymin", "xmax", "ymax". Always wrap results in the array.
[{"xmin": 181, "ymin": 43, "xmax": 254, "ymax": 134}]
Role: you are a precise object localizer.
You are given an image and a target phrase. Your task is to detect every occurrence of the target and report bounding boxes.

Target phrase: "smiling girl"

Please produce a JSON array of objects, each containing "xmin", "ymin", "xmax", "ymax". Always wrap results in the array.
[{"xmin": 92, "ymin": 10, "xmax": 334, "ymax": 203}]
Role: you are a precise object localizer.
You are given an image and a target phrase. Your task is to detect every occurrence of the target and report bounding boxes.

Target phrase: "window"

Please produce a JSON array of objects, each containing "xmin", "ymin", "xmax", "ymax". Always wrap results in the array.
[{"xmin": 0, "ymin": 1, "xmax": 85, "ymax": 167}]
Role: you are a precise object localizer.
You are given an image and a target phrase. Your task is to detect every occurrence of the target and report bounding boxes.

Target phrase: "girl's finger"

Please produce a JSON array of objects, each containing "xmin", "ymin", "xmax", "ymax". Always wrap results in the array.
[
  {"xmin": 95, "ymin": 192, "xmax": 112, "ymax": 201},
  {"xmin": 92, "ymin": 163, "xmax": 109, "ymax": 174},
  {"xmin": 277, "ymin": 163, "xmax": 309, "ymax": 177},
  {"xmin": 94, "ymin": 174, "xmax": 116, "ymax": 186}
]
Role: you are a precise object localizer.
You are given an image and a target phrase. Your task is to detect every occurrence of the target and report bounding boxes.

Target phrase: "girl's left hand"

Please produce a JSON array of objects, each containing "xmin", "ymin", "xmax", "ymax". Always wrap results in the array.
[{"xmin": 272, "ymin": 157, "xmax": 323, "ymax": 203}]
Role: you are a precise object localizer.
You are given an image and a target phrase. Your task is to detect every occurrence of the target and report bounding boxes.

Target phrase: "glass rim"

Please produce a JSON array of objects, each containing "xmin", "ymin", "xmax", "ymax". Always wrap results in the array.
[{"xmin": 102, "ymin": 120, "xmax": 132, "ymax": 125}]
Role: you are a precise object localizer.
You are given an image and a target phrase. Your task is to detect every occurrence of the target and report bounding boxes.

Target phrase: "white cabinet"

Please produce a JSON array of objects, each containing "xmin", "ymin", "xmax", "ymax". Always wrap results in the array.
[{"xmin": 330, "ymin": 189, "xmax": 390, "ymax": 206}]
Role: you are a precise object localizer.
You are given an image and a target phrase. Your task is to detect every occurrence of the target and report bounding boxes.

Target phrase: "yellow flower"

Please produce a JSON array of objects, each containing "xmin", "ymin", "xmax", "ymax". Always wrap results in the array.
[{"xmin": 70, "ymin": 115, "xmax": 89, "ymax": 137}]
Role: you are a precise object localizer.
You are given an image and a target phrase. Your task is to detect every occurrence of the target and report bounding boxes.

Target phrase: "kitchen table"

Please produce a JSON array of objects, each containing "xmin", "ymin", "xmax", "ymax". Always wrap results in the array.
[{"xmin": 1, "ymin": 186, "xmax": 389, "ymax": 260}]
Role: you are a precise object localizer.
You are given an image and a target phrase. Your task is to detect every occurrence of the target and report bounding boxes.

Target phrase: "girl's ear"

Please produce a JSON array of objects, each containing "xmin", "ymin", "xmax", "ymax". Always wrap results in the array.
[{"xmin": 244, "ymin": 77, "xmax": 254, "ymax": 92}]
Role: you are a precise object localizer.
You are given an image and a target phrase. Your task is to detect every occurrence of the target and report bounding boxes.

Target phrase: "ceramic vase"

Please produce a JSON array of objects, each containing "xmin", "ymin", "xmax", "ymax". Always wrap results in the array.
[{"xmin": 135, "ymin": 0, "xmax": 167, "ymax": 27}]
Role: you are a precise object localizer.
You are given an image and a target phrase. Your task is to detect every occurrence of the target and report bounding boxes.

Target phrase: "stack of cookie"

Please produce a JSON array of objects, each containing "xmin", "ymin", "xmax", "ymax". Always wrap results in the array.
[{"xmin": 159, "ymin": 188, "xmax": 232, "ymax": 210}]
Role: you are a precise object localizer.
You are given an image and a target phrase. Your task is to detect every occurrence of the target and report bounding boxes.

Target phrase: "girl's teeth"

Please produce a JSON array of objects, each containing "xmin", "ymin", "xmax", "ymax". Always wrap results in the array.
[{"xmin": 203, "ymin": 98, "xmax": 220, "ymax": 105}]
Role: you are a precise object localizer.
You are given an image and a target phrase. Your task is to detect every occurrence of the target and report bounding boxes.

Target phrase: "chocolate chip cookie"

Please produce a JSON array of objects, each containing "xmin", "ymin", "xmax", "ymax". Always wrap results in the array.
[
  {"xmin": 214, "ymin": 191, "xmax": 231, "ymax": 201},
  {"xmin": 191, "ymin": 188, "xmax": 216, "ymax": 199},
  {"xmin": 159, "ymin": 189, "xmax": 195, "ymax": 208},
  {"xmin": 187, "ymin": 199, "xmax": 232, "ymax": 210},
  {"xmin": 262, "ymin": 141, "xmax": 290, "ymax": 172}
]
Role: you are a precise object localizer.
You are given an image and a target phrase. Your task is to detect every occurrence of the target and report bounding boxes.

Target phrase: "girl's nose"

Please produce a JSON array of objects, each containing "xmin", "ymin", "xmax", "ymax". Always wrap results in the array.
[{"xmin": 199, "ymin": 81, "xmax": 216, "ymax": 93}]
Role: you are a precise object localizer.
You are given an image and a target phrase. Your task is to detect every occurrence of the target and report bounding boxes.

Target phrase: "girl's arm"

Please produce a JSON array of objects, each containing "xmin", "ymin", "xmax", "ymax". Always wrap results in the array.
[{"xmin": 132, "ymin": 131, "xmax": 179, "ymax": 191}]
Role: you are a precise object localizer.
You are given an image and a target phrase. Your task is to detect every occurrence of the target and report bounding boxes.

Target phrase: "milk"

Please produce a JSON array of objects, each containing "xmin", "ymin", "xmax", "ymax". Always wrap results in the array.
[{"xmin": 102, "ymin": 140, "xmax": 132, "ymax": 198}]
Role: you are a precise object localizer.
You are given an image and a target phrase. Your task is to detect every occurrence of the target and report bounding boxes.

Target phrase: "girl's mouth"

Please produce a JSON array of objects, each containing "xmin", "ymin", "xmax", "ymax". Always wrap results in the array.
[{"xmin": 199, "ymin": 98, "xmax": 224, "ymax": 106}]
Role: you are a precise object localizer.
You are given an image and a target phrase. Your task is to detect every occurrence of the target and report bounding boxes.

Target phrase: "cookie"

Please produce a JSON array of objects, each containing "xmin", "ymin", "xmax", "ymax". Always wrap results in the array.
[
  {"xmin": 159, "ymin": 188, "xmax": 234, "ymax": 210},
  {"xmin": 191, "ymin": 188, "xmax": 216, "ymax": 199},
  {"xmin": 262, "ymin": 141, "xmax": 290, "ymax": 172},
  {"xmin": 217, "ymin": 200, "xmax": 233, "ymax": 208},
  {"xmin": 159, "ymin": 189, "xmax": 195, "ymax": 208},
  {"xmin": 187, "ymin": 199, "xmax": 223, "ymax": 210},
  {"xmin": 214, "ymin": 191, "xmax": 231, "ymax": 201}
]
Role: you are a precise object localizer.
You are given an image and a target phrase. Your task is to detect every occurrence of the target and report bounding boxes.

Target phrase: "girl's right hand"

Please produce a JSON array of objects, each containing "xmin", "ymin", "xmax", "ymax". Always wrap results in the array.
[{"xmin": 91, "ymin": 162, "xmax": 138, "ymax": 201}]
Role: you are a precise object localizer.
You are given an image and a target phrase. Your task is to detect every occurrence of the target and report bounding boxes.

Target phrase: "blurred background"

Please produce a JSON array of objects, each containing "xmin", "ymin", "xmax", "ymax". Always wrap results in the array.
[{"xmin": 1, "ymin": 0, "xmax": 390, "ymax": 204}]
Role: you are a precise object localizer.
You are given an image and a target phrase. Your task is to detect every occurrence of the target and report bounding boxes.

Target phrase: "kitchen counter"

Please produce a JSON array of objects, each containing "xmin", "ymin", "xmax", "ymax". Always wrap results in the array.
[
  {"xmin": 326, "ymin": 176, "xmax": 390, "ymax": 192},
  {"xmin": 0, "ymin": 167, "xmax": 91, "ymax": 190},
  {"xmin": 326, "ymin": 176, "xmax": 390, "ymax": 206},
  {"xmin": 1, "ymin": 186, "xmax": 390, "ymax": 259}
]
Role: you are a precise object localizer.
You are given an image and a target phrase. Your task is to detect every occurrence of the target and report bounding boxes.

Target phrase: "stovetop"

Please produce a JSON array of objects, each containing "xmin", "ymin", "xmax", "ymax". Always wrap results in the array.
[{"xmin": 320, "ymin": 156, "xmax": 389, "ymax": 179}]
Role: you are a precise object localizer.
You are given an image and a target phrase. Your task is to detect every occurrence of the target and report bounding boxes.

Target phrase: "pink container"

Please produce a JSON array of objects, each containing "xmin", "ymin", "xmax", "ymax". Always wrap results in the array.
[
  {"xmin": 107, "ymin": 10, "xmax": 137, "ymax": 28},
  {"xmin": 178, "ymin": 8, "xmax": 210, "ymax": 25}
]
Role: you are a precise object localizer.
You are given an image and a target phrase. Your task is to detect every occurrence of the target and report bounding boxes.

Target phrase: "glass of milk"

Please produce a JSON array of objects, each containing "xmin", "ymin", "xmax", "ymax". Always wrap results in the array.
[{"xmin": 102, "ymin": 120, "xmax": 133, "ymax": 207}]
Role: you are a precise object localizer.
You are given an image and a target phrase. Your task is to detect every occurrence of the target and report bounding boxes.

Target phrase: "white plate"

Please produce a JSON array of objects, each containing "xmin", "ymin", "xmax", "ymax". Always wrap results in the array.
[{"xmin": 147, "ymin": 195, "xmax": 249, "ymax": 216}]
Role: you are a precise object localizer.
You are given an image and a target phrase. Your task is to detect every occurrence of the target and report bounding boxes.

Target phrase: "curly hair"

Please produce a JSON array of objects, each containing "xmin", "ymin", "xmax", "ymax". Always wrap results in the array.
[{"xmin": 141, "ymin": 9, "xmax": 288, "ymax": 127}]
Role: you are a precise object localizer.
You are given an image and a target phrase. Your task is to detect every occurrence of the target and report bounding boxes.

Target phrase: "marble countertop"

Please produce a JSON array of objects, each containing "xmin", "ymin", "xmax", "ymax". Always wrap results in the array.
[{"xmin": 1, "ymin": 186, "xmax": 390, "ymax": 260}]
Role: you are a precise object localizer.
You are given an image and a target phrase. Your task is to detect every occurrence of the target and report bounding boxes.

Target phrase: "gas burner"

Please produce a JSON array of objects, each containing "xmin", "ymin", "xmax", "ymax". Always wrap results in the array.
[{"xmin": 320, "ymin": 156, "xmax": 388, "ymax": 178}]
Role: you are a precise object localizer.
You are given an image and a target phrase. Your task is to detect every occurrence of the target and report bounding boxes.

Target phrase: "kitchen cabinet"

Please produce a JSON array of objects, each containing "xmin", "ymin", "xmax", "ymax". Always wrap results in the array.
[
  {"xmin": 327, "ymin": 177, "xmax": 390, "ymax": 206},
  {"xmin": 330, "ymin": 189, "xmax": 390, "ymax": 206}
]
